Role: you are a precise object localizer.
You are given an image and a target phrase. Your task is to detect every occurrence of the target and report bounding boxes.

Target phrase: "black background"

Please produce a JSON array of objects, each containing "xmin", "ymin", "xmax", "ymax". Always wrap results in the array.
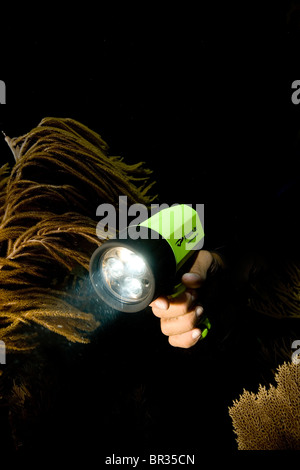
[
  {"xmin": 0, "ymin": 4, "xmax": 298, "ymax": 251},
  {"xmin": 0, "ymin": 2, "xmax": 300, "ymax": 462}
]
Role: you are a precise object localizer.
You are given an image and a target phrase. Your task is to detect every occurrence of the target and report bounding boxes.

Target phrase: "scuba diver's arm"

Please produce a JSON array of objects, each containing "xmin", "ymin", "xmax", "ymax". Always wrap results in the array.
[{"xmin": 150, "ymin": 249, "xmax": 225, "ymax": 349}]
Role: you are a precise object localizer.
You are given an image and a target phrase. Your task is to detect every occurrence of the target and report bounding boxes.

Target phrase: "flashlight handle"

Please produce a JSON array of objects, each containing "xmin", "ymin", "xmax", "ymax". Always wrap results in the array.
[
  {"xmin": 167, "ymin": 281, "xmax": 186, "ymax": 299},
  {"xmin": 166, "ymin": 282, "xmax": 211, "ymax": 340}
]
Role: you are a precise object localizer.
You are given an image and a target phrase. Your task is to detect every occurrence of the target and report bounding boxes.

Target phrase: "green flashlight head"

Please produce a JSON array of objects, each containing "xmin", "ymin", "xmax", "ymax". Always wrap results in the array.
[{"xmin": 90, "ymin": 204, "xmax": 204, "ymax": 313}]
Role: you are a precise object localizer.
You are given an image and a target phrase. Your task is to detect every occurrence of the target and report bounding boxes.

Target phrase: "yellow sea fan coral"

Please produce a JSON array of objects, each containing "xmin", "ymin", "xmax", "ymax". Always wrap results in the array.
[{"xmin": 229, "ymin": 362, "xmax": 300, "ymax": 450}]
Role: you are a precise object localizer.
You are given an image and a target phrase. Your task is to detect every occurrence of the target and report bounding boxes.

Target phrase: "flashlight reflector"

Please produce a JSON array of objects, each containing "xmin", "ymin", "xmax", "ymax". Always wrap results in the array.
[{"xmin": 92, "ymin": 246, "xmax": 155, "ymax": 310}]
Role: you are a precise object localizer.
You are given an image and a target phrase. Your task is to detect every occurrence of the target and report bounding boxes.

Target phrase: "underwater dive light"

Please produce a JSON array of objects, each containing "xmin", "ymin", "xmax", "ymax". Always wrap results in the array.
[{"xmin": 90, "ymin": 204, "xmax": 204, "ymax": 313}]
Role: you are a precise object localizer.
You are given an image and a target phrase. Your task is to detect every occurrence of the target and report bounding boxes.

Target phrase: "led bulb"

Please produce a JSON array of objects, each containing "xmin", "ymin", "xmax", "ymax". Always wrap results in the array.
[
  {"xmin": 121, "ymin": 277, "xmax": 143, "ymax": 299},
  {"xmin": 125, "ymin": 253, "xmax": 147, "ymax": 276},
  {"xmin": 104, "ymin": 257, "xmax": 124, "ymax": 279}
]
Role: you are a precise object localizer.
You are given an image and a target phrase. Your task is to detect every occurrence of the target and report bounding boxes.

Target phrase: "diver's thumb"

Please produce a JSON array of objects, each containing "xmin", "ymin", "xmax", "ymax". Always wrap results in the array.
[{"xmin": 181, "ymin": 250, "xmax": 214, "ymax": 289}]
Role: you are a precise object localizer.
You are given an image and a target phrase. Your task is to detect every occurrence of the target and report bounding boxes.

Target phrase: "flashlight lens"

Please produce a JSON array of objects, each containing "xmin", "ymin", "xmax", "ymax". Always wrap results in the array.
[{"xmin": 100, "ymin": 247, "xmax": 153, "ymax": 304}]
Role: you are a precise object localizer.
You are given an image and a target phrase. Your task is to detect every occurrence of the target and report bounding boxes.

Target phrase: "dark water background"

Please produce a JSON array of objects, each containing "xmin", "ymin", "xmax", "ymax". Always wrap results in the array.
[{"xmin": 0, "ymin": 3, "xmax": 299, "ymax": 462}]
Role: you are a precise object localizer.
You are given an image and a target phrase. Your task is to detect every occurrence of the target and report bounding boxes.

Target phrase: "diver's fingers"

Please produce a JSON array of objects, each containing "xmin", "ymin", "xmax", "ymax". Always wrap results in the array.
[
  {"xmin": 150, "ymin": 291, "xmax": 196, "ymax": 319},
  {"xmin": 168, "ymin": 328, "xmax": 202, "ymax": 348},
  {"xmin": 160, "ymin": 306, "xmax": 203, "ymax": 336}
]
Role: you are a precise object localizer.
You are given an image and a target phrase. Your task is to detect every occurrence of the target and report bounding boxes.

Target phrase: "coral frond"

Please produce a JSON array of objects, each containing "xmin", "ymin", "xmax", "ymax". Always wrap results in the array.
[
  {"xmin": 229, "ymin": 362, "xmax": 300, "ymax": 450},
  {"xmin": 0, "ymin": 117, "xmax": 156, "ymax": 351}
]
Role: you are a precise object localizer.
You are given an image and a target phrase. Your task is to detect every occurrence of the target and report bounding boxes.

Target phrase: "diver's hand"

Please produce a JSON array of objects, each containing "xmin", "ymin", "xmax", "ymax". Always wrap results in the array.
[{"xmin": 150, "ymin": 250, "xmax": 223, "ymax": 348}]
